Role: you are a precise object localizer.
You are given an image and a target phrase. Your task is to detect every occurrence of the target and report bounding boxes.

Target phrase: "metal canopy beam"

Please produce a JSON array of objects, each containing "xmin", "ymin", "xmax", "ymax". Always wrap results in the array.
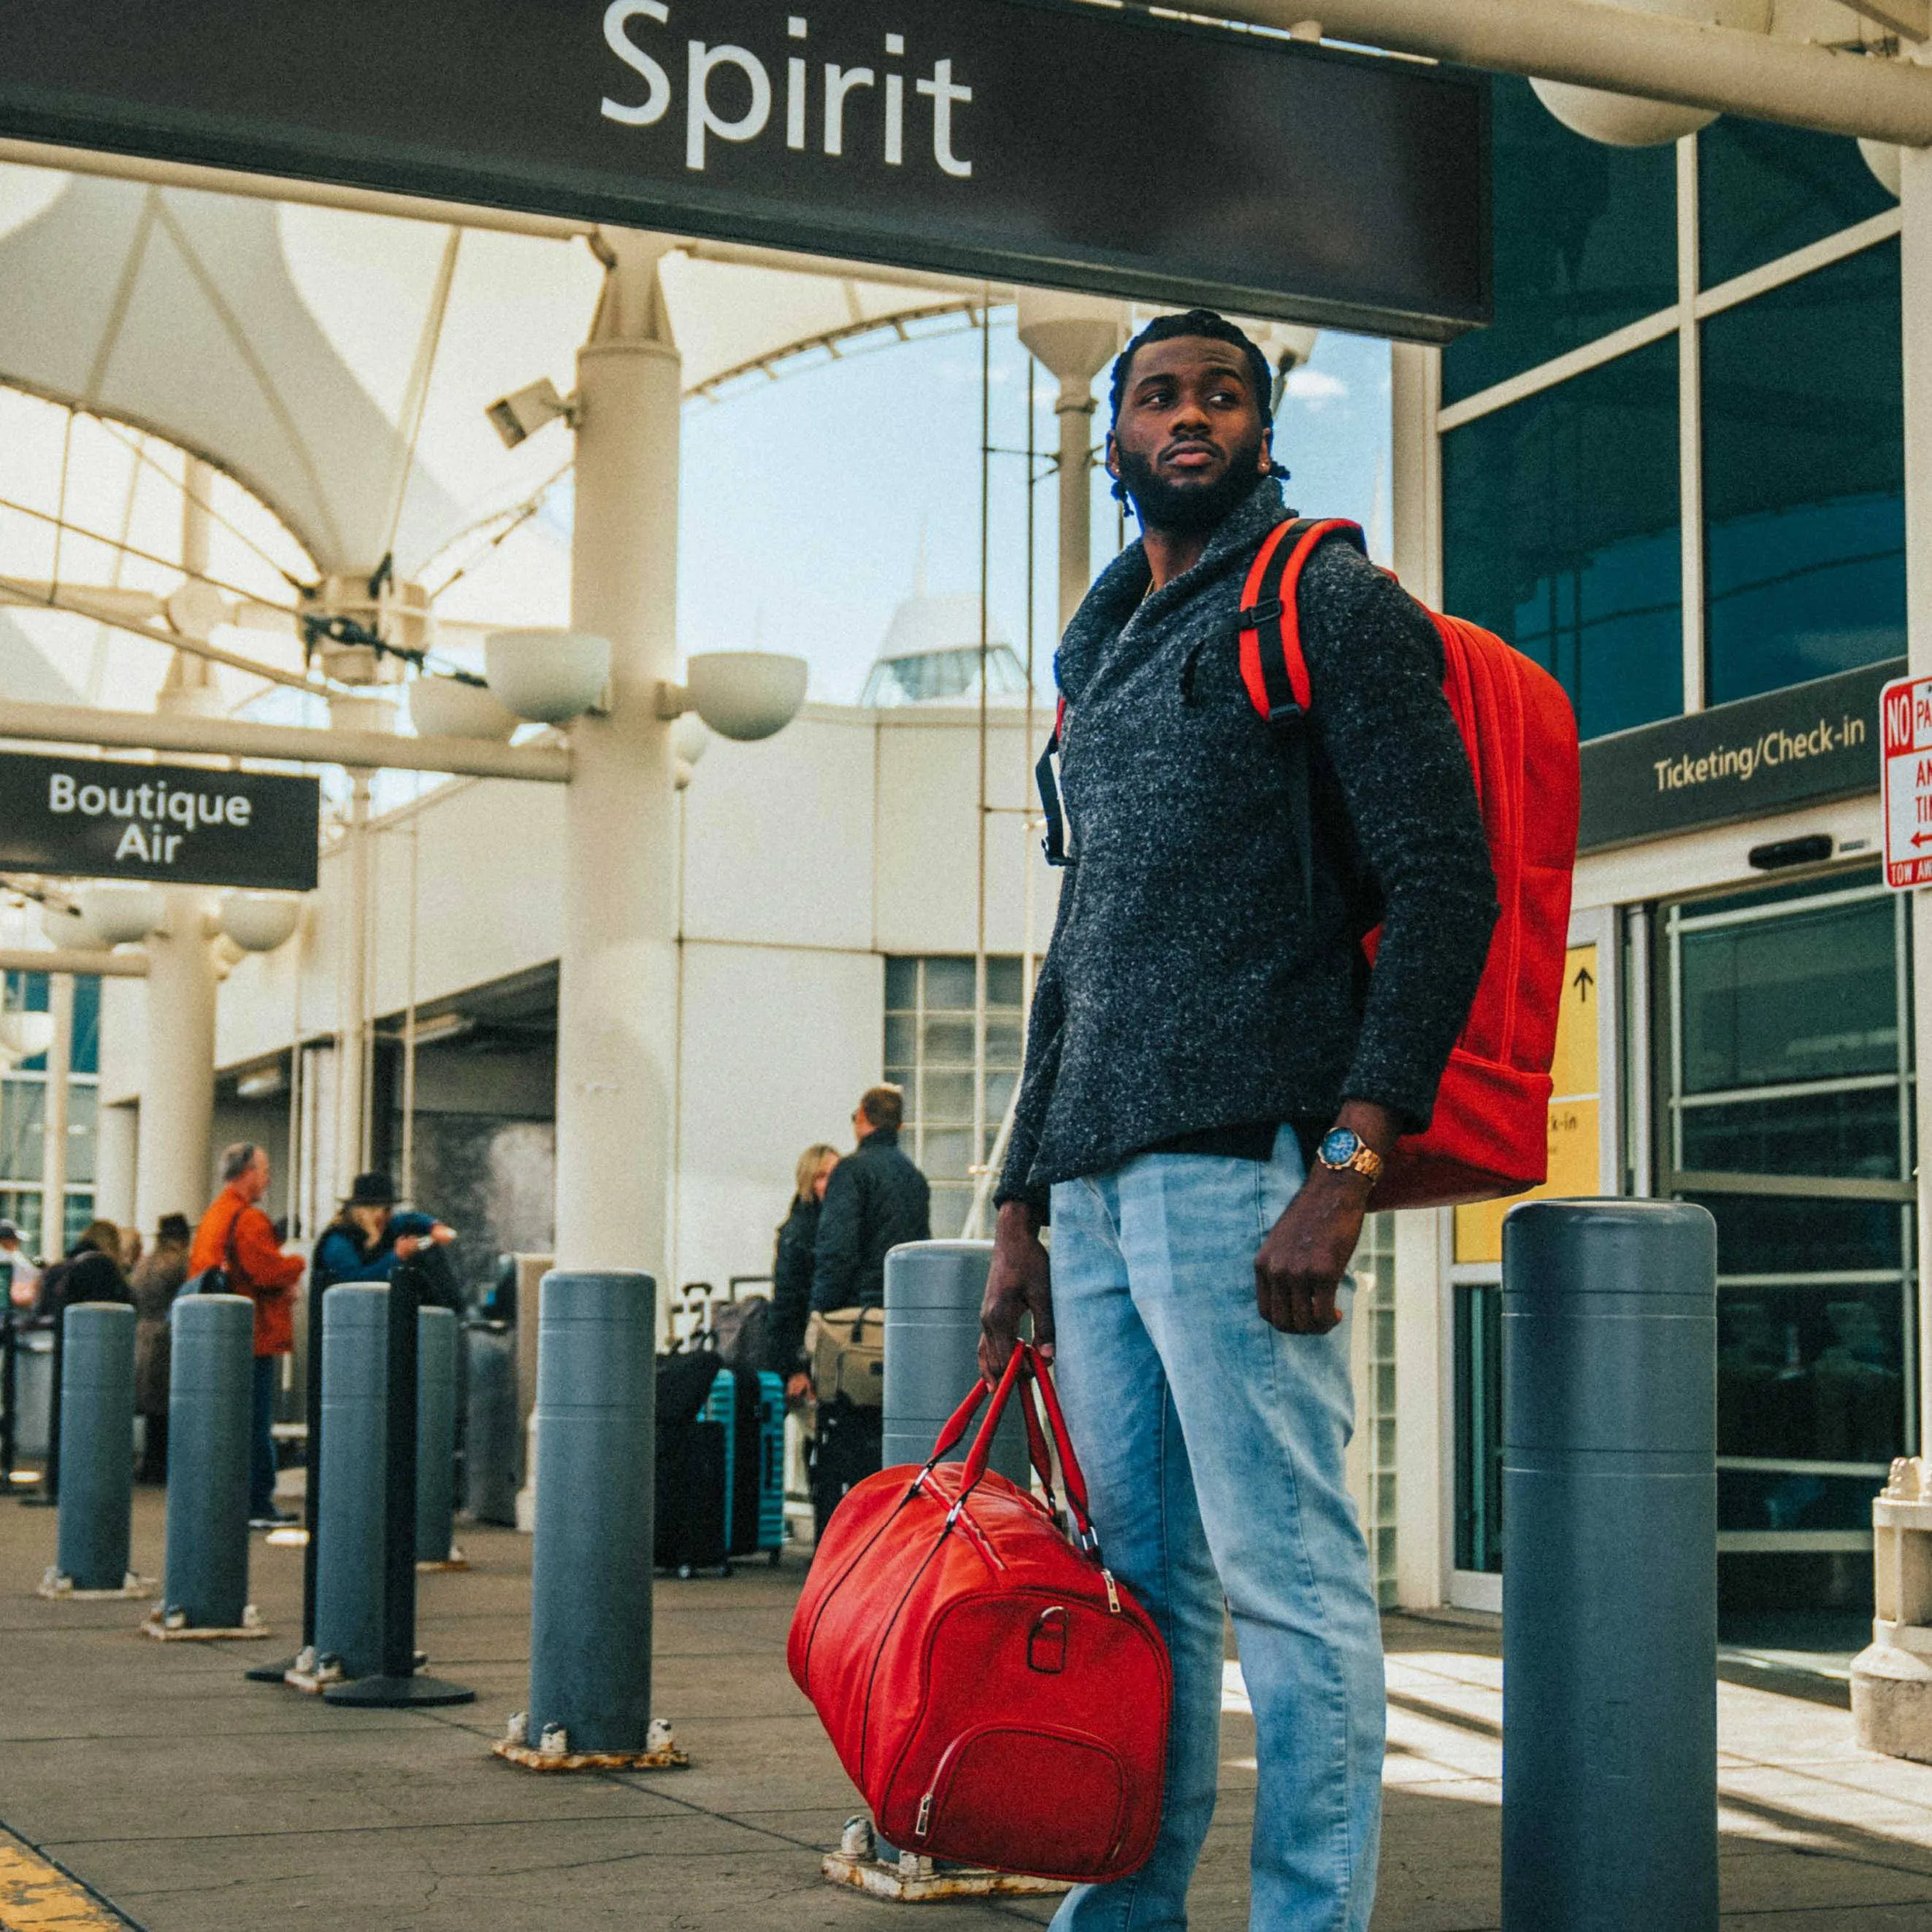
[
  {"xmin": 1214, "ymin": 0, "xmax": 1932, "ymax": 145},
  {"xmin": 0, "ymin": 699, "xmax": 571, "ymax": 781},
  {"xmin": 0, "ymin": 946, "xmax": 147, "ymax": 978}
]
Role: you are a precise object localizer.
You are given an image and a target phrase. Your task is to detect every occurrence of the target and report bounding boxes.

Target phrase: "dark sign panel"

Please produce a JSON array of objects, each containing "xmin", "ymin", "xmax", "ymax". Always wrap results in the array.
[
  {"xmin": 1579, "ymin": 659, "xmax": 1896, "ymax": 854},
  {"xmin": 0, "ymin": 1, "xmax": 1489, "ymax": 340},
  {"xmin": 0, "ymin": 752, "xmax": 319, "ymax": 892}
]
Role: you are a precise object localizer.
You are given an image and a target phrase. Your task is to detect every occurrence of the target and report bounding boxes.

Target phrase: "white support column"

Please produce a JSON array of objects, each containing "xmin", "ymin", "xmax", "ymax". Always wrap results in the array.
[
  {"xmin": 94, "ymin": 1101, "xmax": 137, "ymax": 1230},
  {"xmin": 39, "ymin": 973, "xmax": 73, "ymax": 1253},
  {"xmin": 1017, "ymin": 294, "xmax": 1126, "ymax": 631},
  {"xmin": 553, "ymin": 231, "xmax": 683, "ymax": 1279},
  {"xmin": 134, "ymin": 889, "xmax": 218, "ymax": 1230}
]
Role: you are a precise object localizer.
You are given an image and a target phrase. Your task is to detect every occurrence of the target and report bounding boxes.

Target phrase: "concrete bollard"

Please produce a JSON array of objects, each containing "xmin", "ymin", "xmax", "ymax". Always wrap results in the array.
[
  {"xmin": 522, "ymin": 1271, "xmax": 656, "ymax": 1757},
  {"xmin": 53, "ymin": 1303, "xmax": 138, "ymax": 1592},
  {"xmin": 313, "ymin": 1284, "xmax": 388, "ymax": 1679},
  {"xmin": 883, "ymin": 1242, "xmax": 1027, "ymax": 1485},
  {"xmin": 1500, "ymin": 1198, "xmax": 1718, "ymax": 1932},
  {"xmin": 415, "ymin": 1307, "xmax": 459, "ymax": 1563},
  {"xmin": 464, "ymin": 1323, "xmax": 519, "ymax": 1525},
  {"xmin": 161, "ymin": 1295, "xmax": 255, "ymax": 1628}
]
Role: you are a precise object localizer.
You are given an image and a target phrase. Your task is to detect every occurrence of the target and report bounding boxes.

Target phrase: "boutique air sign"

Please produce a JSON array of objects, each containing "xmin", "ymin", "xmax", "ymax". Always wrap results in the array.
[
  {"xmin": 0, "ymin": 0, "xmax": 1489, "ymax": 340},
  {"xmin": 0, "ymin": 752, "xmax": 320, "ymax": 892}
]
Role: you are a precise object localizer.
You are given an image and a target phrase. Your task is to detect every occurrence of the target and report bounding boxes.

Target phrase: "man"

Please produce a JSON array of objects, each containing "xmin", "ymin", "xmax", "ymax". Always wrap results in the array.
[
  {"xmin": 0, "ymin": 1219, "xmax": 39, "ymax": 1309},
  {"xmin": 983, "ymin": 310, "xmax": 1498, "ymax": 1931},
  {"xmin": 192, "ymin": 1143, "xmax": 305, "ymax": 1528},
  {"xmin": 808, "ymin": 1086, "xmax": 930, "ymax": 1532}
]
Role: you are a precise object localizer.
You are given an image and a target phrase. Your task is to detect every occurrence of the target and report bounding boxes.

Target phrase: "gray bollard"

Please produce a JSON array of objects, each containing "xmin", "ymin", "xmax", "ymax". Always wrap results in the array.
[
  {"xmin": 525, "ymin": 1271, "xmax": 655, "ymax": 1756},
  {"xmin": 55, "ymin": 1303, "xmax": 137, "ymax": 1590},
  {"xmin": 1501, "ymin": 1198, "xmax": 1718, "ymax": 1932},
  {"xmin": 464, "ymin": 1323, "xmax": 520, "ymax": 1525},
  {"xmin": 13, "ymin": 1324, "xmax": 54, "ymax": 1463},
  {"xmin": 883, "ymin": 1243, "xmax": 1027, "ymax": 1485},
  {"xmin": 313, "ymin": 1284, "xmax": 389, "ymax": 1679},
  {"xmin": 415, "ymin": 1307, "xmax": 459, "ymax": 1563},
  {"xmin": 162, "ymin": 1295, "xmax": 255, "ymax": 1628}
]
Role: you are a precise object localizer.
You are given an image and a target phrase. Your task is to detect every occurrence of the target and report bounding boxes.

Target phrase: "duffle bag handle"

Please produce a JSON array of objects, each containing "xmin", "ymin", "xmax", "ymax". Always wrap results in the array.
[
  {"xmin": 957, "ymin": 1344, "xmax": 1100, "ymax": 1555},
  {"xmin": 919, "ymin": 1346, "xmax": 1065, "ymax": 1517}
]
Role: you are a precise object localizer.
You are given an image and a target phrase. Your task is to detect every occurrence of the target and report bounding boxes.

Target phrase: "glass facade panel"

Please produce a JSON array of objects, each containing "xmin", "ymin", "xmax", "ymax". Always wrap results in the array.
[
  {"xmin": 1689, "ymin": 1194, "xmax": 1906, "ymax": 1280},
  {"xmin": 1679, "ymin": 1087, "xmax": 1901, "ymax": 1181},
  {"xmin": 1699, "ymin": 120, "xmax": 1894, "ymax": 291},
  {"xmin": 1442, "ymin": 77, "xmax": 1676, "ymax": 407},
  {"xmin": 1678, "ymin": 894, "xmax": 1898, "ymax": 1093},
  {"xmin": 1703, "ymin": 243, "xmax": 1906, "ymax": 705},
  {"xmin": 1454, "ymin": 1281, "xmax": 1503, "ymax": 1575},
  {"xmin": 1715, "ymin": 1281, "xmax": 1904, "ymax": 1468},
  {"xmin": 883, "ymin": 956, "xmax": 1027, "ymax": 1238},
  {"xmin": 1444, "ymin": 337, "xmax": 1681, "ymax": 740}
]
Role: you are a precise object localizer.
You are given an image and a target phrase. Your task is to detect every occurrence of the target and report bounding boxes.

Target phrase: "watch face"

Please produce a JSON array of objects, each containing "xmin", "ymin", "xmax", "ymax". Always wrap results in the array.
[{"xmin": 1319, "ymin": 1128, "xmax": 1360, "ymax": 1168}]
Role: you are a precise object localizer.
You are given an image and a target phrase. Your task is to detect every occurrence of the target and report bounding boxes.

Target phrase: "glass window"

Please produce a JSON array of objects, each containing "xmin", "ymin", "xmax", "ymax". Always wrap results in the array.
[
  {"xmin": 1, "ymin": 1080, "xmax": 44, "ymax": 1184},
  {"xmin": 1679, "ymin": 894, "xmax": 1898, "ymax": 1093},
  {"xmin": 1442, "ymin": 76, "xmax": 1677, "ymax": 407},
  {"xmin": 1703, "ymin": 242, "xmax": 1905, "ymax": 705},
  {"xmin": 1454, "ymin": 1281, "xmax": 1503, "ymax": 1575},
  {"xmin": 1680, "ymin": 1088, "xmax": 1902, "ymax": 1181},
  {"xmin": 1699, "ymin": 120, "xmax": 1894, "ymax": 291},
  {"xmin": 70, "ymin": 975, "xmax": 101, "ymax": 1077},
  {"xmin": 1688, "ymin": 1193, "xmax": 1904, "ymax": 1279},
  {"xmin": 883, "ymin": 956, "xmax": 1027, "ymax": 1238},
  {"xmin": 1444, "ymin": 337, "xmax": 1681, "ymax": 740}
]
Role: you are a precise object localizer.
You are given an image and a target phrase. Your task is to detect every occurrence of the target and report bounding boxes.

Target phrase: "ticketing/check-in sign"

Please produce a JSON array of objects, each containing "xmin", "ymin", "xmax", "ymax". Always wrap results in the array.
[{"xmin": 1881, "ymin": 672, "xmax": 1932, "ymax": 889}]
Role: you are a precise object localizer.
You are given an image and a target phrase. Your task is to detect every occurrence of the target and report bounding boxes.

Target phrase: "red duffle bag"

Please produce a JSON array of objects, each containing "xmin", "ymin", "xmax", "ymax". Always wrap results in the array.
[{"xmin": 787, "ymin": 1343, "xmax": 1172, "ymax": 1883}]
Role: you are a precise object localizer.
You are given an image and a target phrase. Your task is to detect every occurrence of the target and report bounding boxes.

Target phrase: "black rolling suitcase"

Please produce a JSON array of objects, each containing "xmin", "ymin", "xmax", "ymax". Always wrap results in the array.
[
  {"xmin": 655, "ymin": 1350, "xmax": 729, "ymax": 1578},
  {"xmin": 809, "ymin": 1395, "xmax": 883, "ymax": 1544},
  {"xmin": 656, "ymin": 1418, "xmax": 729, "ymax": 1577}
]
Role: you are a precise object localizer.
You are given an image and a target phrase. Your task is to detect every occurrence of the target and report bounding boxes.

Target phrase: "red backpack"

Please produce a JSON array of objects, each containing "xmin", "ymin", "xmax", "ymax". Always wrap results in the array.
[{"xmin": 1038, "ymin": 517, "xmax": 1580, "ymax": 1211}]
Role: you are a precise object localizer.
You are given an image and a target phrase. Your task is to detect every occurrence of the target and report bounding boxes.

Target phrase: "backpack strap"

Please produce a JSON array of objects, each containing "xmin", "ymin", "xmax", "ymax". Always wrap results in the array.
[
  {"xmin": 1235, "ymin": 518, "xmax": 1368, "ymax": 916},
  {"xmin": 1036, "ymin": 693, "xmax": 1070, "ymax": 867}
]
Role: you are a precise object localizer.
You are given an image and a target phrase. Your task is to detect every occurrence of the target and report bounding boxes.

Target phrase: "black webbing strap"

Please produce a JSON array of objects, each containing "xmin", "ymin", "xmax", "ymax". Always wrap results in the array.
[
  {"xmin": 1036, "ymin": 701, "xmax": 1070, "ymax": 867},
  {"xmin": 1238, "ymin": 522, "xmax": 1317, "ymax": 918}
]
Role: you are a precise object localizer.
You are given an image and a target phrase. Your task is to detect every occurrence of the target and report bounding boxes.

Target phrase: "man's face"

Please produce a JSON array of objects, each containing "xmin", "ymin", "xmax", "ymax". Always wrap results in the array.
[
  {"xmin": 1107, "ymin": 336, "xmax": 1272, "ymax": 537},
  {"xmin": 245, "ymin": 1150, "xmax": 271, "ymax": 1200}
]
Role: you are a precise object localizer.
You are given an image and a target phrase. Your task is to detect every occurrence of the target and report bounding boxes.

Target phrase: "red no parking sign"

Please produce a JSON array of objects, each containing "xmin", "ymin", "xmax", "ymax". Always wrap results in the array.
[{"xmin": 1882, "ymin": 672, "xmax": 1932, "ymax": 889}]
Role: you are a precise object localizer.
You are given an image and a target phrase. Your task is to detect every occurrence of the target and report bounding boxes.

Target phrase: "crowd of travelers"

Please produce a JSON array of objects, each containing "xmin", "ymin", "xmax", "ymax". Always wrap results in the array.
[{"xmin": 4, "ymin": 1146, "xmax": 453, "ymax": 1527}]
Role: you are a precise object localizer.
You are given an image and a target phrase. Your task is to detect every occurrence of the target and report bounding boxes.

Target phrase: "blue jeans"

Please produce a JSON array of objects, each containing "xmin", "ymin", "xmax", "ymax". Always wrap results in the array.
[
  {"xmin": 250, "ymin": 1354, "xmax": 279, "ymax": 1517},
  {"xmin": 1046, "ymin": 1128, "xmax": 1384, "ymax": 1932}
]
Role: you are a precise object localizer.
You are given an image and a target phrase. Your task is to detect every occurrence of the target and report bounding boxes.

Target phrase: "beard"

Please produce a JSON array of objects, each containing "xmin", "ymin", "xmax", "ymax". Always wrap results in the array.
[{"xmin": 1116, "ymin": 427, "xmax": 1268, "ymax": 536}]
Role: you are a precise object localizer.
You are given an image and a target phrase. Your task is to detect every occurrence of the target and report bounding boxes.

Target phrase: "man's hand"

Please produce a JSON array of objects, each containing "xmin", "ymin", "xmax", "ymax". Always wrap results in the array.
[
  {"xmin": 980, "ymin": 1200, "xmax": 1054, "ymax": 1384},
  {"xmin": 395, "ymin": 1235, "xmax": 423, "ymax": 1260},
  {"xmin": 1253, "ymin": 1103, "xmax": 1397, "ymax": 1335},
  {"xmin": 786, "ymin": 1371, "xmax": 813, "ymax": 1403}
]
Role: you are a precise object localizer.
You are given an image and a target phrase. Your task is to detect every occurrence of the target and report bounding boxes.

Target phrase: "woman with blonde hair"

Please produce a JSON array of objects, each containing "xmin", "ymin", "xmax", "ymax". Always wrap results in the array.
[{"xmin": 772, "ymin": 1143, "xmax": 839, "ymax": 1391}]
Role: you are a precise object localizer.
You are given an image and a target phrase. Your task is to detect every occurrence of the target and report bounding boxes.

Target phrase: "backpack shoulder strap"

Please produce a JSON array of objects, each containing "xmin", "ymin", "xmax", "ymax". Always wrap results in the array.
[
  {"xmin": 1036, "ymin": 693, "xmax": 1070, "ymax": 867},
  {"xmin": 1235, "ymin": 518, "xmax": 1368, "ymax": 727}
]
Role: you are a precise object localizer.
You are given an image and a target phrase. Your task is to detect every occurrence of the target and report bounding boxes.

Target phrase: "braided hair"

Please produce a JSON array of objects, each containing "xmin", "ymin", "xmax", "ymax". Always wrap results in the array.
[{"xmin": 1106, "ymin": 308, "xmax": 1292, "ymax": 502}]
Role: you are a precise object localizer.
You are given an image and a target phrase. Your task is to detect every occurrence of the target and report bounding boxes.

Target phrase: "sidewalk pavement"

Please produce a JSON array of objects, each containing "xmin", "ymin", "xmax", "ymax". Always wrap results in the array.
[{"xmin": 0, "ymin": 1490, "xmax": 1928, "ymax": 1930}]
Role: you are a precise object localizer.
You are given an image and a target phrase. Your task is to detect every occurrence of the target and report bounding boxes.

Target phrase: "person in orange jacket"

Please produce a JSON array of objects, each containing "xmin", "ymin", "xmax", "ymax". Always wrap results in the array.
[{"xmin": 191, "ymin": 1142, "xmax": 305, "ymax": 1527}]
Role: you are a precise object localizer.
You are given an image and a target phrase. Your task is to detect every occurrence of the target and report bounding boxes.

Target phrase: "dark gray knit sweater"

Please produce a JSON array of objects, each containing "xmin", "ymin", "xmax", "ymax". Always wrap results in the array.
[{"xmin": 996, "ymin": 479, "xmax": 1499, "ymax": 1216}]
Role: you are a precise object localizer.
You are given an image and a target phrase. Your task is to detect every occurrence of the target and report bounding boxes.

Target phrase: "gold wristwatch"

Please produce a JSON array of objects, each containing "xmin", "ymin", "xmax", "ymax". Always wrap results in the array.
[{"xmin": 1316, "ymin": 1127, "xmax": 1384, "ymax": 1185}]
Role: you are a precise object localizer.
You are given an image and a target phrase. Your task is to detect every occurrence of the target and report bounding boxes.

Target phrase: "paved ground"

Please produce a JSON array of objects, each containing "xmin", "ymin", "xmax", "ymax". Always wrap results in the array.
[{"xmin": 0, "ymin": 1491, "xmax": 1929, "ymax": 1931}]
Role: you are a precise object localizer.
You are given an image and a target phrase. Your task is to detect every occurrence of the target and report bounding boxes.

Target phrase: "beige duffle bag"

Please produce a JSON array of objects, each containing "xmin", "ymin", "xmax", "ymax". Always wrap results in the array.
[{"xmin": 805, "ymin": 1306, "xmax": 885, "ymax": 1408}]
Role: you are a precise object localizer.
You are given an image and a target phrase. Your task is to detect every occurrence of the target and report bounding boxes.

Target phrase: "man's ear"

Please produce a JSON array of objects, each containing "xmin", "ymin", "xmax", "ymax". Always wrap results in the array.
[
  {"xmin": 1104, "ymin": 430, "xmax": 1120, "ymax": 481},
  {"xmin": 1259, "ymin": 426, "xmax": 1274, "ymax": 476}
]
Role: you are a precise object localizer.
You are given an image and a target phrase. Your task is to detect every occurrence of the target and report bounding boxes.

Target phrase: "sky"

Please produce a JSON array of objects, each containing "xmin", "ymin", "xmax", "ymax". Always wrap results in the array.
[{"xmin": 672, "ymin": 317, "xmax": 1391, "ymax": 703}]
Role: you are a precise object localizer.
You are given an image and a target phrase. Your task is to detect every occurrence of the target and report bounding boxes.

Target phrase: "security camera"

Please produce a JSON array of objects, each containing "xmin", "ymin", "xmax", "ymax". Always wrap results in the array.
[{"xmin": 485, "ymin": 377, "xmax": 576, "ymax": 450}]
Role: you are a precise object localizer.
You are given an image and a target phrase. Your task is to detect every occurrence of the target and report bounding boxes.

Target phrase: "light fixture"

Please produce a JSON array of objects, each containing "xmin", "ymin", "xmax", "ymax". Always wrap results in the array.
[
  {"xmin": 236, "ymin": 1063, "xmax": 288, "ymax": 1100},
  {"xmin": 657, "ymin": 651, "xmax": 810, "ymax": 743},
  {"xmin": 221, "ymin": 894, "xmax": 302, "ymax": 954},
  {"xmin": 407, "ymin": 675, "xmax": 520, "ymax": 743},
  {"xmin": 1531, "ymin": 0, "xmax": 1770, "ymax": 147},
  {"xmin": 0, "ymin": 1011, "xmax": 57, "ymax": 1063},
  {"xmin": 407, "ymin": 1011, "xmax": 473, "ymax": 1047},
  {"xmin": 484, "ymin": 377, "xmax": 578, "ymax": 450},
  {"xmin": 74, "ymin": 883, "xmax": 164, "ymax": 948},
  {"xmin": 485, "ymin": 629, "xmax": 613, "ymax": 724}
]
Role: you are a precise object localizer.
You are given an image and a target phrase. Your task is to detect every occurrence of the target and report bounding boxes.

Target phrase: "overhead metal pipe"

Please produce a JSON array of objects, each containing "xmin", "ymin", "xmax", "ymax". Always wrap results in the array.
[
  {"xmin": 1212, "ymin": 0, "xmax": 1932, "ymax": 147},
  {"xmin": 0, "ymin": 699, "xmax": 572, "ymax": 782},
  {"xmin": 0, "ymin": 948, "xmax": 147, "ymax": 979}
]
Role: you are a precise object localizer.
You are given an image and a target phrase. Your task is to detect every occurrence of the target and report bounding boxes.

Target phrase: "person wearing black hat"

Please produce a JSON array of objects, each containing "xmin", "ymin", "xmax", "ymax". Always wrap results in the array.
[{"xmin": 312, "ymin": 1174, "xmax": 456, "ymax": 1303}]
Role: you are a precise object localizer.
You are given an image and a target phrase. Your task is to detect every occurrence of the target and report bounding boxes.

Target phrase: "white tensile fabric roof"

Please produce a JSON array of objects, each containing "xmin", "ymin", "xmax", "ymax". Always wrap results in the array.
[{"xmin": 0, "ymin": 164, "xmax": 981, "ymax": 582}]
